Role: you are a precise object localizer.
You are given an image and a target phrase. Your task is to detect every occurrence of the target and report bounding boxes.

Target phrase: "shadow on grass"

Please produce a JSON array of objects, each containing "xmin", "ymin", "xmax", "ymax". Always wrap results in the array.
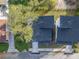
[
  {"xmin": 15, "ymin": 39, "xmax": 29, "ymax": 52},
  {"xmin": 0, "ymin": 40, "xmax": 30, "ymax": 53},
  {"xmin": 9, "ymin": 0, "xmax": 29, "ymax": 5},
  {"xmin": 0, "ymin": 43, "xmax": 8, "ymax": 53}
]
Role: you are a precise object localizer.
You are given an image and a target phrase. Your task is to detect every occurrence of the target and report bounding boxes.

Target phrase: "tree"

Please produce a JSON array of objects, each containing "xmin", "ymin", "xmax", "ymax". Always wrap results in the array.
[{"xmin": 9, "ymin": 0, "xmax": 56, "ymax": 43}]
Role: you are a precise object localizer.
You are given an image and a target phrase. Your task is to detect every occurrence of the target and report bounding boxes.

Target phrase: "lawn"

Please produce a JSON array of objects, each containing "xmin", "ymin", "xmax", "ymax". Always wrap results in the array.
[
  {"xmin": 0, "ymin": 39, "xmax": 29, "ymax": 53},
  {"xmin": 0, "ymin": 43, "xmax": 8, "ymax": 52}
]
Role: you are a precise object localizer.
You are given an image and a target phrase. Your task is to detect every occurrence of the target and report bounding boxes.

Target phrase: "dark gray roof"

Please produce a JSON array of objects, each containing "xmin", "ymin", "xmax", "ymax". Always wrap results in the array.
[
  {"xmin": 32, "ymin": 16, "xmax": 54, "ymax": 43},
  {"xmin": 32, "ymin": 16, "xmax": 54, "ymax": 29},
  {"xmin": 57, "ymin": 16, "xmax": 79, "ymax": 44}
]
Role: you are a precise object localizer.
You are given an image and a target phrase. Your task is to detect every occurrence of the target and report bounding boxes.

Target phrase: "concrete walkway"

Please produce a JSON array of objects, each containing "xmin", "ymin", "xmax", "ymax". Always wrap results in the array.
[
  {"xmin": 0, "ymin": 52, "xmax": 79, "ymax": 59},
  {"xmin": 40, "ymin": 53, "xmax": 79, "ymax": 59}
]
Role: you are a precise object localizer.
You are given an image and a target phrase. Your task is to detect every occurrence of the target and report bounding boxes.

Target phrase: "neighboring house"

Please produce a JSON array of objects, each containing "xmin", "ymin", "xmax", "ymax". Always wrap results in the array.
[
  {"xmin": 0, "ymin": 0, "xmax": 8, "ymax": 43},
  {"xmin": 55, "ymin": 0, "xmax": 77, "ymax": 9},
  {"xmin": 0, "ymin": 19, "xmax": 6, "ymax": 42},
  {"xmin": 0, "ymin": 0, "xmax": 6, "ymax": 5}
]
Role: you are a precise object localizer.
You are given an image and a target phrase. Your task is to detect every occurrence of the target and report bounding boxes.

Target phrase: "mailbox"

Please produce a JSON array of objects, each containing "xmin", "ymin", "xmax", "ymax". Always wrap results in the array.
[
  {"xmin": 56, "ymin": 16, "xmax": 79, "ymax": 44},
  {"xmin": 32, "ymin": 16, "xmax": 54, "ymax": 43}
]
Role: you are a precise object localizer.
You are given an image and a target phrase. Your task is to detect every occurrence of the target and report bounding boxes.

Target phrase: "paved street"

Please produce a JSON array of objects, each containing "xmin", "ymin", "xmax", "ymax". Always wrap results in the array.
[{"xmin": 0, "ymin": 52, "xmax": 79, "ymax": 59}]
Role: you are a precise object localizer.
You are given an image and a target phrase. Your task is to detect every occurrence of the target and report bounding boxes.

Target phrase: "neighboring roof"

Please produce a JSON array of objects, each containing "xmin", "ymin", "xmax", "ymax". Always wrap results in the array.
[
  {"xmin": 0, "ymin": 20, "xmax": 6, "ymax": 27},
  {"xmin": 0, "ymin": 16, "xmax": 7, "ymax": 20},
  {"xmin": 0, "ymin": 0, "xmax": 6, "ymax": 5}
]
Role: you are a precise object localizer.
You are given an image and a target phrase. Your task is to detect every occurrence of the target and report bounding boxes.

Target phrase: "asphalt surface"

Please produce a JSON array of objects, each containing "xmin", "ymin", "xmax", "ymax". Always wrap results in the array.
[{"xmin": 0, "ymin": 52, "xmax": 79, "ymax": 59}]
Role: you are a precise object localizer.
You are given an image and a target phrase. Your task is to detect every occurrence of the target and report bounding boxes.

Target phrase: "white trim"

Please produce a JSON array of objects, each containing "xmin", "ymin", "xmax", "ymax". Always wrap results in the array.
[
  {"xmin": 32, "ymin": 42, "xmax": 39, "ymax": 53},
  {"xmin": 29, "ymin": 48, "xmax": 65, "ymax": 52},
  {"xmin": 56, "ymin": 18, "xmax": 60, "ymax": 27},
  {"xmin": 0, "ymin": 16, "xmax": 8, "ymax": 20},
  {"xmin": 55, "ymin": 18, "xmax": 60, "ymax": 42},
  {"xmin": 29, "ymin": 48, "xmax": 53, "ymax": 52},
  {"xmin": 29, "ymin": 48, "xmax": 73, "ymax": 52},
  {"xmin": 64, "ymin": 45, "xmax": 74, "ymax": 53}
]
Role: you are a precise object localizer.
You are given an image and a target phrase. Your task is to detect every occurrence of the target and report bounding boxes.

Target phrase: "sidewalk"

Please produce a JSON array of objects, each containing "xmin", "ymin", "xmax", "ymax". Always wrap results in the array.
[{"xmin": 0, "ymin": 52, "xmax": 79, "ymax": 59}]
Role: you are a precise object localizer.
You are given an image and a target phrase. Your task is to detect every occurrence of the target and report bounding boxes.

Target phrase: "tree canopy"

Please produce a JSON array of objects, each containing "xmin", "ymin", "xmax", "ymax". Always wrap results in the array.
[
  {"xmin": 9, "ymin": 0, "xmax": 79, "ymax": 43},
  {"xmin": 9, "ymin": 0, "xmax": 56, "ymax": 43}
]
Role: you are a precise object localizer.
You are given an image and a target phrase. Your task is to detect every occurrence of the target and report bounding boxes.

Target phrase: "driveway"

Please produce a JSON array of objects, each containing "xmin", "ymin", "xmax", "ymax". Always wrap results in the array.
[{"xmin": 0, "ymin": 52, "xmax": 79, "ymax": 59}]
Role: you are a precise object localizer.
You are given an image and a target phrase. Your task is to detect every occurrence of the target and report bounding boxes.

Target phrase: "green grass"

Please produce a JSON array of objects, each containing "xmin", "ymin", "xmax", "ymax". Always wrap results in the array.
[
  {"xmin": 0, "ymin": 40, "xmax": 29, "ymax": 53},
  {"xmin": 73, "ymin": 43, "xmax": 79, "ymax": 53},
  {"xmin": 0, "ymin": 43, "xmax": 8, "ymax": 52},
  {"xmin": 75, "ymin": 8, "xmax": 79, "ymax": 16},
  {"xmin": 15, "ymin": 39, "xmax": 29, "ymax": 52}
]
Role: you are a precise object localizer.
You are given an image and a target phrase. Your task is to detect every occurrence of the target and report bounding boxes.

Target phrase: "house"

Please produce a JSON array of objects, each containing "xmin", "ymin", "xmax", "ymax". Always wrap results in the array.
[
  {"xmin": 0, "ymin": 0, "xmax": 8, "ymax": 43},
  {"xmin": 0, "ymin": 18, "xmax": 7, "ymax": 42},
  {"xmin": 32, "ymin": 16, "xmax": 55, "ymax": 47},
  {"xmin": 0, "ymin": 0, "xmax": 6, "ymax": 5},
  {"xmin": 57, "ymin": 16, "xmax": 79, "ymax": 44},
  {"xmin": 55, "ymin": 0, "xmax": 77, "ymax": 9}
]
